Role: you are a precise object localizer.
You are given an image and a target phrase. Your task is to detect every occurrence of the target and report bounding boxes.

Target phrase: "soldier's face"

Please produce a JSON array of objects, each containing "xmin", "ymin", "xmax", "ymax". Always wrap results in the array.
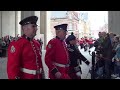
[
  {"xmin": 70, "ymin": 39, "xmax": 77, "ymax": 45},
  {"xmin": 26, "ymin": 24, "xmax": 38, "ymax": 38},
  {"xmin": 59, "ymin": 30, "xmax": 67, "ymax": 40}
]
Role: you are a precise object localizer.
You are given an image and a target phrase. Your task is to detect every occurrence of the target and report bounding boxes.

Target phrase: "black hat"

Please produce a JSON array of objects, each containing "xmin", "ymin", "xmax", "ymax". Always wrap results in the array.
[
  {"xmin": 54, "ymin": 24, "xmax": 68, "ymax": 31},
  {"xmin": 66, "ymin": 32, "xmax": 76, "ymax": 44},
  {"xmin": 19, "ymin": 16, "xmax": 38, "ymax": 26}
]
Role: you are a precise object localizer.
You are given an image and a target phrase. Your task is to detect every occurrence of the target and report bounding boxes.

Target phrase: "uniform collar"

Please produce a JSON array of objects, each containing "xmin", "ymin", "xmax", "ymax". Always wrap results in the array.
[
  {"xmin": 22, "ymin": 34, "xmax": 32, "ymax": 41},
  {"xmin": 56, "ymin": 36, "xmax": 63, "ymax": 41}
]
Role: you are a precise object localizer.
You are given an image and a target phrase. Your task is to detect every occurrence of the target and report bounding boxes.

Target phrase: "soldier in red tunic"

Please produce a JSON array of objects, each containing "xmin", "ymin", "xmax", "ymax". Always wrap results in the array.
[
  {"xmin": 79, "ymin": 38, "xmax": 84, "ymax": 49},
  {"xmin": 7, "ymin": 16, "xmax": 44, "ymax": 79},
  {"xmin": 88, "ymin": 37, "xmax": 94, "ymax": 49},
  {"xmin": 45, "ymin": 24, "xmax": 71, "ymax": 79}
]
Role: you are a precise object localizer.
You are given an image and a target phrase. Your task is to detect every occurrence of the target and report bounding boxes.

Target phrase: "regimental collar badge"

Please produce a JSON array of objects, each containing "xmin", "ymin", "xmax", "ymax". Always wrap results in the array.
[{"xmin": 10, "ymin": 45, "xmax": 15, "ymax": 53}]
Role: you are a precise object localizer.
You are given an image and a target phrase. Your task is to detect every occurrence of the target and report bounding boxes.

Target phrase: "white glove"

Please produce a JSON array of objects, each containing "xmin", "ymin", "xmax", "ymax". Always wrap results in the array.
[
  {"xmin": 76, "ymin": 72, "xmax": 81, "ymax": 77},
  {"xmin": 116, "ymin": 58, "xmax": 120, "ymax": 62},
  {"xmin": 100, "ymin": 54, "xmax": 103, "ymax": 58},
  {"xmin": 112, "ymin": 58, "xmax": 115, "ymax": 62},
  {"xmin": 55, "ymin": 72, "xmax": 62, "ymax": 79}
]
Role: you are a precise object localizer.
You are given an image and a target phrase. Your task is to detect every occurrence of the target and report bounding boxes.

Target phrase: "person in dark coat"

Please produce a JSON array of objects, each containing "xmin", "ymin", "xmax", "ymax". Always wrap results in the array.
[
  {"xmin": 66, "ymin": 32, "xmax": 90, "ymax": 79},
  {"xmin": 102, "ymin": 33, "xmax": 113, "ymax": 79}
]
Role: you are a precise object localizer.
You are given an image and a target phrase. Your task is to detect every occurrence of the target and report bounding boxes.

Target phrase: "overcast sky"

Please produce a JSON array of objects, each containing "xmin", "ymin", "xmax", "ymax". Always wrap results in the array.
[
  {"xmin": 51, "ymin": 11, "xmax": 67, "ymax": 18},
  {"xmin": 51, "ymin": 11, "xmax": 108, "ymax": 30},
  {"xmin": 80, "ymin": 11, "xmax": 108, "ymax": 30}
]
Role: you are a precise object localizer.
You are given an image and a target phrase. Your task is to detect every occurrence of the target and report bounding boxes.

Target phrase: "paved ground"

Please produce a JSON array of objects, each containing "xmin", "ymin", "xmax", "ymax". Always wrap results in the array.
[
  {"xmin": 0, "ymin": 57, "xmax": 8, "ymax": 79},
  {"xmin": 0, "ymin": 46, "xmax": 94, "ymax": 79},
  {"xmin": 80, "ymin": 47, "xmax": 94, "ymax": 79}
]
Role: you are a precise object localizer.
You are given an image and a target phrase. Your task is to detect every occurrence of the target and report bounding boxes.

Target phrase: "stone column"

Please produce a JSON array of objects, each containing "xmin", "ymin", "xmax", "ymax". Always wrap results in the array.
[
  {"xmin": 15, "ymin": 11, "xmax": 21, "ymax": 36},
  {"xmin": 40, "ymin": 11, "xmax": 47, "ymax": 50},
  {"xmin": 40, "ymin": 11, "xmax": 52, "ymax": 50},
  {"xmin": 0, "ymin": 11, "xmax": 21, "ymax": 38},
  {"xmin": 1, "ymin": 11, "xmax": 16, "ymax": 37},
  {"xmin": 0, "ymin": 11, "xmax": 2, "ymax": 38},
  {"xmin": 108, "ymin": 11, "xmax": 120, "ymax": 35},
  {"xmin": 40, "ymin": 11, "xmax": 52, "ymax": 79},
  {"xmin": 46, "ymin": 11, "xmax": 53, "ymax": 43},
  {"xmin": 34, "ymin": 11, "xmax": 40, "ymax": 40}
]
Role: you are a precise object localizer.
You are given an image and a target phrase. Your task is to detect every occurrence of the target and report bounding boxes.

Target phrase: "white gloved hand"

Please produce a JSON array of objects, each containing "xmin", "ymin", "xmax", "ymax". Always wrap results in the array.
[
  {"xmin": 55, "ymin": 72, "xmax": 62, "ymax": 79},
  {"xmin": 112, "ymin": 58, "xmax": 115, "ymax": 62},
  {"xmin": 76, "ymin": 72, "xmax": 81, "ymax": 77},
  {"xmin": 116, "ymin": 58, "xmax": 120, "ymax": 62}
]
